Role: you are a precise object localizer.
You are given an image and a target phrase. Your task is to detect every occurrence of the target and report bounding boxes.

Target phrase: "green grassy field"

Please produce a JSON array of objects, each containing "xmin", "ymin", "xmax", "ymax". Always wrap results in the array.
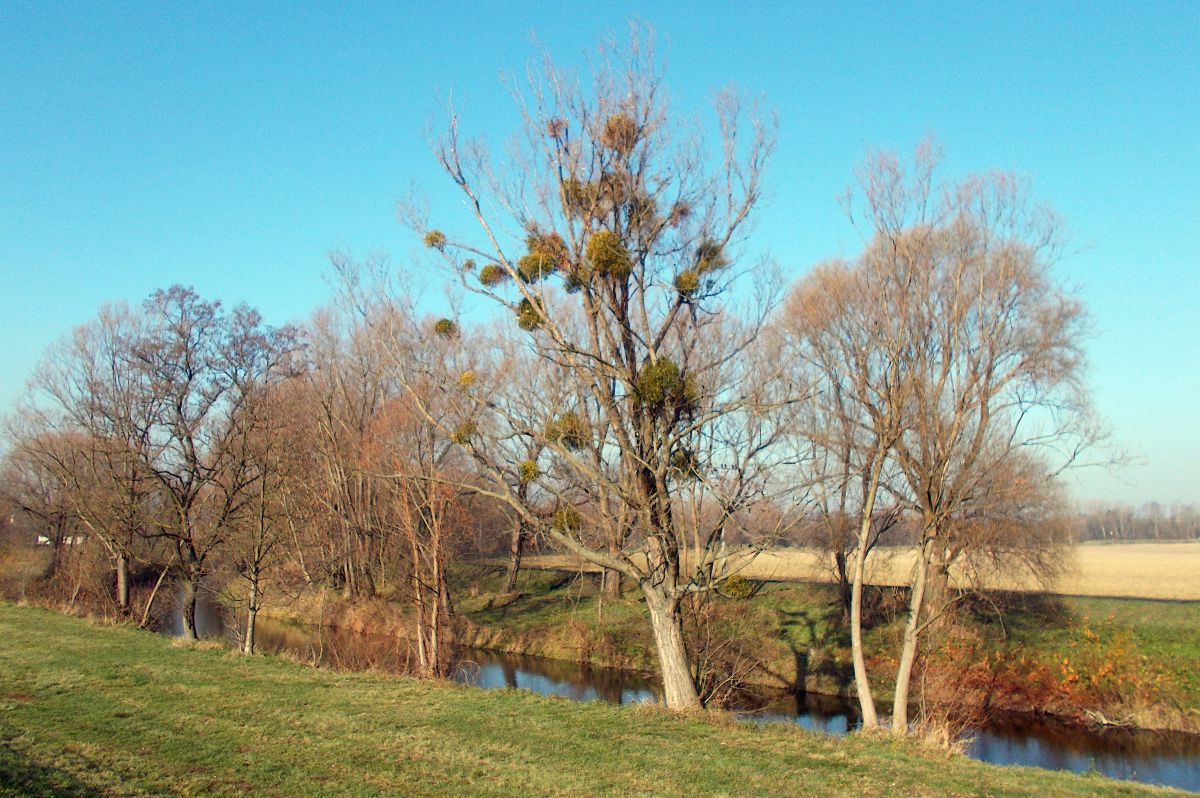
[{"xmin": 0, "ymin": 602, "xmax": 1186, "ymax": 797}]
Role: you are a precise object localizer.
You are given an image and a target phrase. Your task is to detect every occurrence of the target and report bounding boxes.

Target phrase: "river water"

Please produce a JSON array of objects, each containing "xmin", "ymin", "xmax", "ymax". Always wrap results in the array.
[{"xmin": 159, "ymin": 596, "xmax": 1200, "ymax": 793}]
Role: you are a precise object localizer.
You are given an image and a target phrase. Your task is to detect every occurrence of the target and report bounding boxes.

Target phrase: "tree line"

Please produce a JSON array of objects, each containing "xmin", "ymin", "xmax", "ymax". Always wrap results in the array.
[{"xmin": 0, "ymin": 31, "xmax": 1112, "ymax": 732}]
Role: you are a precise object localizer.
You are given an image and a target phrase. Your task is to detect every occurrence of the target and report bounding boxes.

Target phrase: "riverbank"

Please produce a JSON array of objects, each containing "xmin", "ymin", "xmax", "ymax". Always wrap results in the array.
[
  {"xmin": 0, "ymin": 601, "xmax": 1187, "ymax": 797},
  {"xmin": 258, "ymin": 565, "xmax": 1200, "ymax": 736}
]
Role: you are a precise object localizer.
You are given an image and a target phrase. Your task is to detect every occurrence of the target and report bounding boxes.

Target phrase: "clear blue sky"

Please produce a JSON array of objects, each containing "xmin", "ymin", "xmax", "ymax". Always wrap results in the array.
[{"xmin": 1, "ymin": 1, "xmax": 1196, "ymax": 506}]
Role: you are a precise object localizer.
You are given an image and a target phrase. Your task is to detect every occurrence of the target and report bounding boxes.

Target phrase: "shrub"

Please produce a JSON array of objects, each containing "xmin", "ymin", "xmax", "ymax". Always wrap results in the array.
[
  {"xmin": 561, "ymin": 177, "xmax": 598, "ymax": 218},
  {"xmin": 670, "ymin": 447, "xmax": 701, "ymax": 480},
  {"xmin": 554, "ymin": 506, "xmax": 582, "ymax": 532},
  {"xmin": 695, "ymin": 239, "xmax": 728, "ymax": 274},
  {"xmin": 636, "ymin": 358, "xmax": 681, "ymax": 405},
  {"xmin": 674, "ymin": 270, "xmax": 700, "ymax": 296},
  {"xmin": 600, "ymin": 113, "xmax": 638, "ymax": 155}
]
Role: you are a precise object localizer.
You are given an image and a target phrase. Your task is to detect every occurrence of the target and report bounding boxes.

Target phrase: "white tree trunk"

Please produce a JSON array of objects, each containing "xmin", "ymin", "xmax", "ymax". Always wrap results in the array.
[
  {"xmin": 892, "ymin": 535, "xmax": 935, "ymax": 733},
  {"xmin": 850, "ymin": 515, "xmax": 879, "ymax": 729},
  {"xmin": 243, "ymin": 572, "xmax": 259, "ymax": 655}
]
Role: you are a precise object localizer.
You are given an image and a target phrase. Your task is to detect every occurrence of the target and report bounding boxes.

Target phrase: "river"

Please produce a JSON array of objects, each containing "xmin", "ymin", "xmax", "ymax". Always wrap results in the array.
[{"xmin": 158, "ymin": 595, "xmax": 1200, "ymax": 792}]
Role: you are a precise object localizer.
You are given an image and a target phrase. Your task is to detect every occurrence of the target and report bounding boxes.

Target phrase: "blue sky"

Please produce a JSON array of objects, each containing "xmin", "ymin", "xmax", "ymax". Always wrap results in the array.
[{"xmin": 1, "ymin": 1, "xmax": 1196, "ymax": 505}]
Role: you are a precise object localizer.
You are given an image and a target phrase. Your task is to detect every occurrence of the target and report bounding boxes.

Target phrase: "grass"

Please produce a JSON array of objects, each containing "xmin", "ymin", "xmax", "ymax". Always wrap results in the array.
[{"xmin": 0, "ymin": 602, "xmax": 1188, "ymax": 797}]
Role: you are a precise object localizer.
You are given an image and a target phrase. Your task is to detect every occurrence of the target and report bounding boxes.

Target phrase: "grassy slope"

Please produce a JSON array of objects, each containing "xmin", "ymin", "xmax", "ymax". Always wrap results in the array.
[
  {"xmin": 0, "ymin": 603, "xmax": 1185, "ymax": 798},
  {"xmin": 457, "ymin": 568, "xmax": 1200, "ymax": 730}
]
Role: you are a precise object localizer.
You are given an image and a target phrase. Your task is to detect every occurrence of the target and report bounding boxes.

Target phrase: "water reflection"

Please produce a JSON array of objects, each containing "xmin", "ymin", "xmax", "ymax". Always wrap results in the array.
[
  {"xmin": 455, "ymin": 649, "xmax": 659, "ymax": 706},
  {"xmin": 968, "ymin": 715, "xmax": 1200, "ymax": 791},
  {"xmin": 158, "ymin": 595, "xmax": 1200, "ymax": 792},
  {"xmin": 739, "ymin": 691, "xmax": 859, "ymax": 736}
]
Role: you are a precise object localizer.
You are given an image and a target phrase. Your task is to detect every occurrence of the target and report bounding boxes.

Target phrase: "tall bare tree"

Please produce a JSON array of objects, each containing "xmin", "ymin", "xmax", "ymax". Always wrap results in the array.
[
  {"xmin": 398, "ymin": 30, "xmax": 802, "ymax": 708},
  {"xmin": 843, "ymin": 142, "xmax": 1100, "ymax": 732}
]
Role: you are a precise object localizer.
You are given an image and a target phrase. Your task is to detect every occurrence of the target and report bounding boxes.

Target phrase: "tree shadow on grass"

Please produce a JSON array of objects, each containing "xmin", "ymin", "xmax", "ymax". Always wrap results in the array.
[
  {"xmin": 0, "ymin": 743, "xmax": 104, "ymax": 798},
  {"xmin": 961, "ymin": 590, "xmax": 1071, "ymax": 638}
]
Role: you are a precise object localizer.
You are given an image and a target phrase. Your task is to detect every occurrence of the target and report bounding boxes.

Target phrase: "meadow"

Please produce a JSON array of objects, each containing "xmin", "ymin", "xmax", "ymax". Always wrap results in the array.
[{"xmin": 0, "ymin": 602, "xmax": 1187, "ymax": 798}]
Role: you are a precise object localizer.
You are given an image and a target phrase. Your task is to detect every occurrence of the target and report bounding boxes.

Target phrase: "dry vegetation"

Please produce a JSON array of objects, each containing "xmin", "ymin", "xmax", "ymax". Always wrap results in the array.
[{"xmin": 520, "ymin": 541, "xmax": 1200, "ymax": 601}]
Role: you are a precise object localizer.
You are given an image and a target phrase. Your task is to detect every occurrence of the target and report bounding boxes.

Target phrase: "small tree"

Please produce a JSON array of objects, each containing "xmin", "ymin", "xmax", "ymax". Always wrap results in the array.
[{"xmin": 226, "ymin": 379, "xmax": 296, "ymax": 655}]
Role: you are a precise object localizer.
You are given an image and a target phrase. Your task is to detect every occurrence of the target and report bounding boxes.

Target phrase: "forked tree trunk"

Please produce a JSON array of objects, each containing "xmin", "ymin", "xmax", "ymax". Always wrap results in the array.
[
  {"xmin": 643, "ymin": 586, "xmax": 700, "ymax": 709},
  {"xmin": 849, "ymin": 460, "xmax": 884, "ymax": 729},
  {"xmin": 411, "ymin": 537, "xmax": 430, "ymax": 675},
  {"xmin": 503, "ymin": 522, "xmax": 525, "ymax": 594},
  {"xmin": 892, "ymin": 533, "xmax": 935, "ymax": 733}
]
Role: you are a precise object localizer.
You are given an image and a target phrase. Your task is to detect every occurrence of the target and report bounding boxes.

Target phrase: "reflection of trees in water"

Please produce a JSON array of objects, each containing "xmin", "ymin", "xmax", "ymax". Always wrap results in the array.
[
  {"xmin": 971, "ymin": 715, "xmax": 1200, "ymax": 787},
  {"xmin": 459, "ymin": 648, "xmax": 659, "ymax": 706}
]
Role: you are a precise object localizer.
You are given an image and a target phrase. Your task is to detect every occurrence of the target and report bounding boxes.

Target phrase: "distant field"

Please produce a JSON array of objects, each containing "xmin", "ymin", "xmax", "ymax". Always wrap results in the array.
[{"xmin": 521, "ymin": 541, "xmax": 1200, "ymax": 601}]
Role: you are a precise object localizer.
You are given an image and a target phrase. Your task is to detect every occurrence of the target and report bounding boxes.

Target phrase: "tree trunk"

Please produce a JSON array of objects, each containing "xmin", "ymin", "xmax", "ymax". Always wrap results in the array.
[
  {"xmin": 643, "ymin": 586, "xmax": 700, "ymax": 709},
  {"xmin": 115, "ymin": 553, "xmax": 130, "ymax": 614},
  {"xmin": 850, "ymin": 515, "xmax": 879, "ymax": 729},
  {"xmin": 923, "ymin": 554, "xmax": 952, "ymax": 630},
  {"xmin": 243, "ymin": 570, "xmax": 259, "ymax": 655},
  {"xmin": 601, "ymin": 568, "xmax": 623, "ymax": 599},
  {"xmin": 503, "ymin": 523, "xmax": 525, "ymax": 594},
  {"xmin": 848, "ymin": 460, "xmax": 884, "ymax": 729},
  {"xmin": 892, "ymin": 534, "xmax": 935, "ymax": 733},
  {"xmin": 602, "ymin": 524, "xmax": 626, "ymax": 599},
  {"xmin": 179, "ymin": 575, "xmax": 198, "ymax": 641},
  {"xmin": 834, "ymin": 549, "xmax": 851, "ymax": 621}
]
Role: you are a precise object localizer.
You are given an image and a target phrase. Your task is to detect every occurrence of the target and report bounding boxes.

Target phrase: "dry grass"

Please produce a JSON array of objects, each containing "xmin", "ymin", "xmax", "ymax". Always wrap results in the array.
[{"xmin": 520, "ymin": 541, "xmax": 1200, "ymax": 601}]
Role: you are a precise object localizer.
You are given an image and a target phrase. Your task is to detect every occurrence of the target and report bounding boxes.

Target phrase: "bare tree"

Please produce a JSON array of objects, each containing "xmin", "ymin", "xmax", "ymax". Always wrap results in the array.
[
  {"xmin": 780, "ymin": 257, "xmax": 913, "ymax": 729},
  {"xmin": 14, "ymin": 303, "xmax": 163, "ymax": 614},
  {"xmin": 132, "ymin": 286, "xmax": 297, "ymax": 639},
  {"xmin": 397, "ymin": 30, "xmax": 802, "ymax": 709},
  {"xmin": 842, "ymin": 141, "xmax": 1101, "ymax": 732},
  {"xmin": 301, "ymin": 296, "xmax": 400, "ymax": 599},
  {"xmin": 0, "ymin": 432, "xmax": 85, "ymax": 583},
  {"xmin": 226, "ymin": 377, "xmax": 298, "ymax": 655}
]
